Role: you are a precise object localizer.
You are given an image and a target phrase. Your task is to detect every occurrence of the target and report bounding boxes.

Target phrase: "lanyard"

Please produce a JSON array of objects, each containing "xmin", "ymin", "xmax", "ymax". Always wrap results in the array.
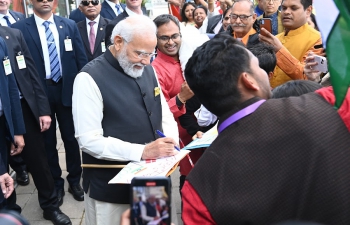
[{"xmin": 218, "ymin": 100, "xmax": 266, "ymax": 133}]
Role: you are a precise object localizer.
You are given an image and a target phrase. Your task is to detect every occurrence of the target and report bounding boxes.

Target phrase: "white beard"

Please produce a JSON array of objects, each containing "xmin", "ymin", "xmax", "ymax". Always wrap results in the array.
[{"xmin": 116, "ymin": 46, "xmax": 144, "ymax": 79}]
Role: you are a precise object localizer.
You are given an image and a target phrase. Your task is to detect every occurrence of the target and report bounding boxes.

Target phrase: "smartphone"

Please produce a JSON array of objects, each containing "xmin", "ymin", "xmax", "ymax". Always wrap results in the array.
[
  {"xmin": 260, "ymin": 18, "xmax": 272, "ymax": 34},
  {"xmin": 313, "ymin": 55, "xmax": 328, "ymax": 73},
  {"xmin": 130, "ymin": 177, "xmax": 171, "ymax": 225}
]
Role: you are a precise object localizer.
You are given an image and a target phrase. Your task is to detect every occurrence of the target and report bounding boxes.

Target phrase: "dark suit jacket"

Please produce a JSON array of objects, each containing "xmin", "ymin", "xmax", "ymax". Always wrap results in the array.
[
  {"xmin": 9, "ymin": 10, "xmax": 26, "ymax": 22},
  {"xmin": 206, "ymin": 14, "xmax": 223, "ymax": 34},
  {"xmin": 77, "ymin": 16, "xmax": 110, "ymax": 62},
  {"xmin": 100, "ymin": 1, "xmax": 126, "ymax": 21},
  {"xmin": 105, "ymin": 10, "xmax": 128, "ymax": 46},
  {"xmin": 0, "ymin": 37, "xmax": 25, "ymax": 139},
  {"xmin": 12, "ymin": 15, "xmax": 88, "ymax": 107},
  {"xmin": 0, "ymin": 26, "xmax": 51, "ymax": 124},
  {"xmin": 69, "ymin": 8, "xmax": 86, "ymax": 23}
]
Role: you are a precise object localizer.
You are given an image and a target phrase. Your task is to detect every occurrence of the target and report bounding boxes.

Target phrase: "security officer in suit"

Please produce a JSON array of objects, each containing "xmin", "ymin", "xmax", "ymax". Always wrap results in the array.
[
  {"xmin": 77, "ymin": 0, "xmax": 110, "ymax": 62},
  {"xmin": 12, "ymin": 0, "xmax": 88, "ymax": 219},
  {"xmin": 0, "ymin": 0, "xmax": 29, "ymax": 187},
  {"xmin": 0, "ymin": 26, "xmax": 72, "ymax": 224},
  {"xmin": 100, "ymin": 0, "xmax": 125, "ymax": 20},
  {"xmin": 105, "ymin": 0, "xmax": 143, "ymax": 46},
  {"xmin": 0, "ymin": 36, "xmax": 25, "ymax": 208},
  {"xmin": 0, "ymin": 0, "xmax": 25, "ymax": 27}
]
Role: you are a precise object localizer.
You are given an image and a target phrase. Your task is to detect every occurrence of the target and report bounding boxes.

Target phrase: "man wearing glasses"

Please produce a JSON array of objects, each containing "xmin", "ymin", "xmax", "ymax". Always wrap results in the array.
[
  {"xmin": 77, "ymin": 0, "xmax": 110, "ymax": 62},
  {"xmin": 12, "ymin": 0, "xmax": 88, "ymax": 223},
  {"xmin": 257, "ymin": 0, "xmax": 283, "ymax": 35},
  {"xmin": 228, "ymin": 0, "xmax": 259, "ymax": 46},
  {"xmin": 72, "ymin": 15, "xmax": 179, "ymax": 224}
]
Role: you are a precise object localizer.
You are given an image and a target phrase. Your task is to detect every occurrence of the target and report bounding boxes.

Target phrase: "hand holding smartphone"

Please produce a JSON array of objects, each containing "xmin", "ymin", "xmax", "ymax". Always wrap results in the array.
[
  {"xmin": 131, "ymin": 177, "xmax": 171, "ymax": 225},
  {"xmin": 312, "ymin": 55, "xmax": 328, "ymax": 73}
]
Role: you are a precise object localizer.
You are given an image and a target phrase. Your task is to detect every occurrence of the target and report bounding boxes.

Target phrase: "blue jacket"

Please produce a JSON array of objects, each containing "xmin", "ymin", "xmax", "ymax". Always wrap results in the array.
[{"xmin": 100, "ymin": 1, "xmax": 126, "ymax": 20}]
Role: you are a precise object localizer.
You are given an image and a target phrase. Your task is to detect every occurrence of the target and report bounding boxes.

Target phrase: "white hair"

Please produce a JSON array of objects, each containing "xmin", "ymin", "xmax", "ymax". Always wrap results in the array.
[{"xmin": 110, "ymin": 15, "xmax": 157, "ymax": 44}]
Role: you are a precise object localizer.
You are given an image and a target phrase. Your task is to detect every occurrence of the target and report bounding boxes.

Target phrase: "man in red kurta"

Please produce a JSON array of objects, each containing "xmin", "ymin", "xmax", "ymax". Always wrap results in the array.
[{"xmin": 152, "ymin": 15, "xmax": 203, "ymax": 190}]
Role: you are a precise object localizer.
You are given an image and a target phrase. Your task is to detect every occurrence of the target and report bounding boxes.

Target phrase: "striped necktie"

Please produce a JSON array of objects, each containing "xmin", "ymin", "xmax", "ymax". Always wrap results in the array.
[
  {"xmin": 115, "ymin": 4, "xmax": 122, "ymax": 15},
  {"xmin": 43, "ymin": 21, "xmax": 61, "ymax": 82},
  {"xmin": 3, "ymin": 16, "xmax": 12, "ymax": 27}
]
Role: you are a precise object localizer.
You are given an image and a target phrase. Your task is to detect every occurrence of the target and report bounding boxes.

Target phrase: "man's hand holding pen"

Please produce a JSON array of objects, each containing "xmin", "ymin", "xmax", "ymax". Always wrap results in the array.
[{"xmin": 142, "ymin": 138, "xmax": 179, "ymax": 160}]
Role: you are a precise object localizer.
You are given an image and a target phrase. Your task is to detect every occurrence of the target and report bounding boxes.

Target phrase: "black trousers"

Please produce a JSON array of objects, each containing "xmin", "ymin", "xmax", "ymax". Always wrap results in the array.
[
  {"xmin": 16, "ymin": 99, "xmax": 59, "ymax": 211},
  {"xmin": 44, "ymin": 83, "xmax": 82, "ymax": 190}
]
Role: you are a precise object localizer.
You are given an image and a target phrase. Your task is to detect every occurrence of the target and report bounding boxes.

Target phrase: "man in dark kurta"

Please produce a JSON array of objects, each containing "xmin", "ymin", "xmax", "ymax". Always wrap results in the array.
[{"xmin": 181, "ymin": 33, "xmax": 350, "ymax": 225}]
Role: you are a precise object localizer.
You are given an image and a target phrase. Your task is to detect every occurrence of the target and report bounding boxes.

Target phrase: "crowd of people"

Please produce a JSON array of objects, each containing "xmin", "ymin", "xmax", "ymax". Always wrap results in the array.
[{"xmin": 0, "ymin": 0, "xmax": 349, "ymax": 224}]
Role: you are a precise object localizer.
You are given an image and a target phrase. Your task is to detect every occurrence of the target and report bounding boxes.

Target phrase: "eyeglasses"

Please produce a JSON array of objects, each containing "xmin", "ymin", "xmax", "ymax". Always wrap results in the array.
[
  {"xmin": 229, "ymin": 14, "xmax": 252, "ymax": 21},
  {"xmin": 223, "ymin": 16, "xmax": 230, "ymax": 21},
  {"xmin": 157, "ymin": 33, "xmax": 182, "ymax": 43},
  {"xmin": 81, "ymin": 0, "xmax": 99, "ymax": 6},
  {"xmin": 37, "ymin": 0, "xmax": 54, "ymax": 2},
  {"xmin": 134, "ymin": 50, "xmax": 156, "ymax": 59}
]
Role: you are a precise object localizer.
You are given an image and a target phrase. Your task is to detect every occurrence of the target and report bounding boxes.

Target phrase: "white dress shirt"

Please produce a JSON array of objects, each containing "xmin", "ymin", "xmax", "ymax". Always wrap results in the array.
[
  {"xmin": 105, "ymin": 0, "xmax": 124, "ymax": 16},
  {"xmin": 0, "ymin": 11, "xmax": 16, "ymax": 26},
  {"xmin": 34, "ymin": 13, "xmax": 62, "ymax": 79},
  {"xmin": 86, "ymin": 15, "xmax": 100, "ymax": 40},
  {"xmin": 72, "ymin": 68, "xmax": 179, "ymax": 162},
  {"xmin": 125, "ymin": 7, "xmax": 142, "ymax": 17}
]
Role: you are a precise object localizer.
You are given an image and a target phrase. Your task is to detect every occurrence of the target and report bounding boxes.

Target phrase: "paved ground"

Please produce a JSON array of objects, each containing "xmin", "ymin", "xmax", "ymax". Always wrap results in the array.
[{"xmin": 15, "ymin": 130, "xmax": 183, "ymax": 225}]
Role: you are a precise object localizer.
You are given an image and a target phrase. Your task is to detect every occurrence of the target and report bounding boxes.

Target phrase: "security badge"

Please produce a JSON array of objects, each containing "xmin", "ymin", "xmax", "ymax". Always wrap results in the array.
[
  {"xmin": 64, "ymin": 36, "xmax": 73, "ymax": 51},
  {"xmin": 3, "ymin": 56, "xmax": 12, "ymax": 75},
  {"xmin": 154, "ymin": 87, "xmax": 160, "ymax": 97},
  {"xmin": 16, "ymin": 51, "xmax": 27, "ymax": 69}
]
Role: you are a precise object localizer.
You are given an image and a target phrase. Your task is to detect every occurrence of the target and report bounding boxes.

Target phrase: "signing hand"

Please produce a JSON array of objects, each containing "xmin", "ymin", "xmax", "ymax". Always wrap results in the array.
[
  {"xmin": 178, "ymin": 81, "xmax": 194, "ymax": 102},
  {"xmin": 0, "ymin": 173, "xmax": 14, "ymax": 199},
  {"xmin": 259, "ymin": 28, "xmax": 283, "ymax": 52},
  {"xmin": 142, "ymin": 137, "xmax": 179, "ymax": 159},
  {"xmin": 39, "ymin": 115, "xmax": 52, "ymax": 132},
  {"xmin": 10, "ymin": 135, "xmax": 25, "ymax": 156}
]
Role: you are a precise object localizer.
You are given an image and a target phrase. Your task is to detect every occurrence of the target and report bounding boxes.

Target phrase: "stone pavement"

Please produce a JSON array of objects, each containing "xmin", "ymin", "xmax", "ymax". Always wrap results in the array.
[{"xmin": 14, "ymin": 130, "xmax": 184, "ymax": 225}]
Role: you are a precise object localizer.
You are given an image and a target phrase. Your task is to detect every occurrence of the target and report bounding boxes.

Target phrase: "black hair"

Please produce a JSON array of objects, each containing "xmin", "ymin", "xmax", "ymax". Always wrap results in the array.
[
  {"xmin": 247, "ymin": 42, "xmax": 276, "ymax": 75},
  {"xmin": 309, "ymin": 13, "xmax": 319, "ymax": 31},
  {"xmin": 181, "ymin": 2, "xmax": 197, "ymax": 23},
  {"xmin": 282, "ymin": 0, "xmax": 312, "ymax": 10},
  {"xmin": 185, "ymin": 33, "xmax": 251, "ymax": 117},
  {"xmin": 222, "ymin": 6, "xmax": 232, "ymax": 22},
  {"xmin": 272, "ymin": 80, "xmax": 322, "ymax": 98},
  {"xmin": 153, "ymin": 14, "xmax": 181, "ymax": 30}
]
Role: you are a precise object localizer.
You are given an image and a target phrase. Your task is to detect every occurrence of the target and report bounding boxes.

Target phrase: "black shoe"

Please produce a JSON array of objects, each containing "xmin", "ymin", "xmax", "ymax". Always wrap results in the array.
[
  {"xmin": 57, "ymin": 189, "xmax": 65, "ymax": 207},
  {"xmin": 68, "ymin": 184, "xmax": 84, "ymax": 201},
  {"xmin": 43, "ymin": 209, "xmax": 72, "ymax": 225},
  {"xmin": 16, "ymin": 170, "xmax": 29, "ymax": 186}
]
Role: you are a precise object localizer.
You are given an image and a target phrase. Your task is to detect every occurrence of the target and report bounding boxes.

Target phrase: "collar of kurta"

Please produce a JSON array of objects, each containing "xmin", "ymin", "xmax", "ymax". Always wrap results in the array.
[
  {"xmin": 156, "ymin": 49, "xmax": 180, "ymax": 65},
  {"xmin": 284, "ymin": 22, "xmax": 309, "ymax": 37},
  {"xmin": 233, "ymin": 27, "xmax": 257, "ymax": 45},
  {"xmin": 104, "ymin": 48, "xmax": 125, "ymax": 74}
]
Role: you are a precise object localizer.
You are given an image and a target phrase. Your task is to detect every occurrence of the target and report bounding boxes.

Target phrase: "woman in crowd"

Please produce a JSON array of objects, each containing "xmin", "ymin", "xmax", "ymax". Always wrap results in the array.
[
  {"xmin": 193, "ymin": 6, "xmax": 208, "ymax": 31},
  {"xmin": 221, "ymin": 7, "xmax": 232, "ymax": 31},
  {"xmin": 181, "ymin": 2, "xmax": 197, "ymax": 27}
]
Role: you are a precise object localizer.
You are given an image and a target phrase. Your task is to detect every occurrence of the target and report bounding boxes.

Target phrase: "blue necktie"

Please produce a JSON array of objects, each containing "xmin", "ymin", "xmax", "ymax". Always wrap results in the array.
[
  {"xmin": 3, "ymin": 16, "xmax": 12, "ymax": 27},
  {"xmin": 43, "ymin": 21, "xmax": 61, "ymax": 82},
  {"xmin": 115, "ymin": 4, "xmax": 122, "ymax": 15}
]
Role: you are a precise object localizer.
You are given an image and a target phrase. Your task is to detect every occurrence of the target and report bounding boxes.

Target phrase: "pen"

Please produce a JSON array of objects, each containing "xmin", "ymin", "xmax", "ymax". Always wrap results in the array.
[{"xmin": 156, "ymin": 130, "xmax": 180, "ymax": 151}]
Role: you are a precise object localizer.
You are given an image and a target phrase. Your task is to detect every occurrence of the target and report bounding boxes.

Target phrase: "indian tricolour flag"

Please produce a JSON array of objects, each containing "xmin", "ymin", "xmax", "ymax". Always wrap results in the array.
[{"xmin": 313, "ymin": 0, "xmax": 350, "ymax": 109}]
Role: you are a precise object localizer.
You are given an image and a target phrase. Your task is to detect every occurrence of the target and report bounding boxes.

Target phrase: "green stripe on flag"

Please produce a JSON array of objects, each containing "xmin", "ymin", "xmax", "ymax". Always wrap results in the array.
[{"xmin": 328, "ymin": 0, "xmax": 350, "ymax": 108}]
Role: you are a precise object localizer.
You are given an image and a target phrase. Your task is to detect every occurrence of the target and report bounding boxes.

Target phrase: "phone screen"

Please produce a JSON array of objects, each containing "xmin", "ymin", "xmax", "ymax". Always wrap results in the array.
[{"xmin": 131, "ymin": 177, "xmax": 171, "ymax": 225}]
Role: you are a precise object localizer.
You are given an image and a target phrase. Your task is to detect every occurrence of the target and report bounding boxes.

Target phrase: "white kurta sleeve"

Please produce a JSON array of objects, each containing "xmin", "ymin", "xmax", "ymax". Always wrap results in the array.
[{"xmin": 72, "ymin": 72, "xmax": 145, "ymax": 162}]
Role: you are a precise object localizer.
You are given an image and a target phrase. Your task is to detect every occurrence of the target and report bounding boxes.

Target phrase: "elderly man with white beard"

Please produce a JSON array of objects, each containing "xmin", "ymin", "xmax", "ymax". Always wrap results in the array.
[{"xmin": 72, "ymin": 15, "xmax": 179, "ymax": 225}]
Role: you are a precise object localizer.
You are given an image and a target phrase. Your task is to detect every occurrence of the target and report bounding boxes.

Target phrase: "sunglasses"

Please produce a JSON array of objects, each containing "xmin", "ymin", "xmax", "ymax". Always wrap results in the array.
[
  {"xmin": 81, "ymin": 0, "xmax": 99, "ymax": 6},
  {"xmin": 37, "ymin": 0, "xmax": 54, "ymax": 2}
]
